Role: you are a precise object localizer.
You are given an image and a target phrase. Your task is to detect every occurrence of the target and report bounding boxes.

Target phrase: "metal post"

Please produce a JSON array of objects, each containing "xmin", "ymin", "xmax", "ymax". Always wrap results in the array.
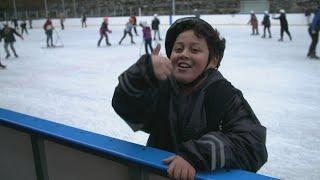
[
  {"xmin": 172, "ymin": 0, "xmax": 175, "ymax": 15},
  {"xmin": 44, "ymin": 0, "xmax": 48, "ymax": 16},
  {"xmin": 12, "ymin": 0, "xmax": 17, "ymax": 18},
  {"xmin": 72, "ymin": 0, "xmax": 77, "ymax": 17},
  {"xmin": 138, "ymin": 7, "xmax": 141, "ymax": 16}
]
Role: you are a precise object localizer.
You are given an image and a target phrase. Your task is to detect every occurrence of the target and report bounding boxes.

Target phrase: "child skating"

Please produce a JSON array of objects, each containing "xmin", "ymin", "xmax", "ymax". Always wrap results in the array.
[{"xmin": 97, "ymin": 17, "xmax": 112, "ymax": 47}]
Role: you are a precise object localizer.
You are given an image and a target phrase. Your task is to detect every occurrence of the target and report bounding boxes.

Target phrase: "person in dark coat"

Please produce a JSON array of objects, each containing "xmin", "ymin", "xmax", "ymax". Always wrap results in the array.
[
  {"xmin": 139, "ymin": 21, "xmax": 153, "ymax": 54},
  {"xmin": 307, "ymin": 7, "xmax": 320, "ymax": 59},
  {"xmin": 43, "ymin": 17, "xmax": 54, "ymax": 47},
  {"xmin": 261, "ymin": 11, "xmax": 271, "ymax": 38},
  {"xmin": 248, "ymin": 11, "xmax": 259, "ymax": 35},
  {"xmin": 81, "ymin": 14, "xmax": 87, "ymax": 28},
  {"xmin": 112, "ymin": 17, "xmax": 267, "ymax": 180},
  {"xmin": 11, "ymin": 18, "xmax": 19, "ymax": 30},
  {"xmin": 0, "ymin": 24, "xmax": 23, "ymax": 59},
  {"xmin": 151, "ymin": 14, "xmax": 162, "ymax": 41},
  {"xmin": 20, "ymin": 20, "xmax": 28, "ymax": 35},
  {"xmin": 273, "ymin": 9, "xmax": 292, "ymax": 41},
  {"xmin": 97, "ymin": 16, "xmax": 112, "ymax": 47}
]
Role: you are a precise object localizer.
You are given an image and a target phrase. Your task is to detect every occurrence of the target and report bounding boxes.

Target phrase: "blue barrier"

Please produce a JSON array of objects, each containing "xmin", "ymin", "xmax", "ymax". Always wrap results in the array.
[{"xmin": 0, "ymin": 108, "xmax": 276, "ymax": 180}]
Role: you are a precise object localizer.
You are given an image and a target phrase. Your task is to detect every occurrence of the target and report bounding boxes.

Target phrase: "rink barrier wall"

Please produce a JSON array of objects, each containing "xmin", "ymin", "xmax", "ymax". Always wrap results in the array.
[
  {"xmin": 0, "ymin": 108, "xmax": 277, "ymax": 180},
  {"xmin": 1, "ymin": 13, "xmax": 309, "ymax": 29}
]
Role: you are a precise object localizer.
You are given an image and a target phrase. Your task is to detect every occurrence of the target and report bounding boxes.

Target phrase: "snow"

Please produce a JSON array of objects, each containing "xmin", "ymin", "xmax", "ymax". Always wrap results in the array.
[{"xmin": 0, "ymin": 17, "xmax": 319, "ymax": 180}]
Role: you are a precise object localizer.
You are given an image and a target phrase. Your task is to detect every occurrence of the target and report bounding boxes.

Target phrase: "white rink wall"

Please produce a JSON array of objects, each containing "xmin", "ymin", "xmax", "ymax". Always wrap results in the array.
[{"xmin": 2, "ymin": 13, "xmax": 309, "ymax": 28}]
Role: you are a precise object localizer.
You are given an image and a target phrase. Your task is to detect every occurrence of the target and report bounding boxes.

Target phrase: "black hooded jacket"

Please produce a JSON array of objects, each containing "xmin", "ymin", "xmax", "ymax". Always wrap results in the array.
[
  {"xmin": 112, "ymin": 55, "xmax": 268, "ymax": 172},
  {"xmin": 273, "ymin": 13, "xmax": 288, "ymax": 28}
]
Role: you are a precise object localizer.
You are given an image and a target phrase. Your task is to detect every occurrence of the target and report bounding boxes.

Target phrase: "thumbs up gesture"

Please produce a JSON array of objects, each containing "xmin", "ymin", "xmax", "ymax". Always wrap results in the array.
[{"xmin": 151, "ymin": 44, "xmax": 173, "ymax": 81}]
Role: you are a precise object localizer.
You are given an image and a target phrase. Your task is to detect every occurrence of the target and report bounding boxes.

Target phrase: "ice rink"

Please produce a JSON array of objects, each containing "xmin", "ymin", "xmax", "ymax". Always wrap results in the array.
[{"xmin": 0, "ymin": 19, "xmax": 319, "ymax": 179}]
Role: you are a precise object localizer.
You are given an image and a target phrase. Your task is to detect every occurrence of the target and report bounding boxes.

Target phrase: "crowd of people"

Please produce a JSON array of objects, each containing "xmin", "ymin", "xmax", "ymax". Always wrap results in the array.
[{"xmin": 0, "ymin": 8, "xmax": 319, "ymax": 70}]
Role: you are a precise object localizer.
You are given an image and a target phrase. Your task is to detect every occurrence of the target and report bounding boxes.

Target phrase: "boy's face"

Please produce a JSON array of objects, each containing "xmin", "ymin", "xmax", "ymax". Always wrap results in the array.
[{"xmin": 170, "ymin": 30, "xmax": 213, "ymax": 84}]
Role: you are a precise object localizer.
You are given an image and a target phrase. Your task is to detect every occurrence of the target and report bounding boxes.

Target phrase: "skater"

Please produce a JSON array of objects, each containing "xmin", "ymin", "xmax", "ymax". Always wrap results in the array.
[
  {"xmin": 307, "ymin": 7, "xmax": 320, "ymax": 59},
  {"xmin": 130, "ymin": 15, "xmax": 139, "ymax": 36},
  {"xmin": 139, "ymin": 21, "xmax": 153, "ymax": 54},
  {"xmin": 0, "ymin": 28, "xmax": 6, "ymax": 69},
  {"xmin": 151, "ymin": 14, "xmax": 162, "ymax": 41},
  {"xmin": 11, "ymin": 17, "xmax": 19, "ymax": 30},
  {"xmin": 0, "ymin": 24, "xmax": 23, "ymax": 59},
  {"xmin": 112, "ymin": 17, "xmax": 267, "ymax": 180},
  {"xmin": 273, "ymin": 9, "xmax": 292, "ymax": 41},
  {"xmin": 28, "ymin": 17, "xmax": 33, "ymax": 29},
  {"xmin": 20, "ymin": 20, "xmax": 28, "ymax": 35},
  {"xmin": 97, "ymin": 16, "xmax": 112, "ymax": 47},
  {"xmin": 60, "ymin": 12, "xmax": 65, "ymax": 30},
  {"xmin": 43, "ymin": 17, "xmax": 55, "ymax": 47},
  {"xmin": 118, "ymin": 18, "xmax": 135, "ymax": 45},
  {"xmin": 261, "ymin": 11, "xmax": 271, "ymax": 38},
  {"xmin": 247, "ymin": 11, "xmax": 259, "ymax": 35},
  {"xmin": 81, "ymin": 14, "xmax": 87, "ymax": 28}
]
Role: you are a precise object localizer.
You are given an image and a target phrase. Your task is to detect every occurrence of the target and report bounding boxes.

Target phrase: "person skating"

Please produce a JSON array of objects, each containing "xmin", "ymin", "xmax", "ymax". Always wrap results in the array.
[
  {"xmin": 118, "ymin": 18, "xmax": 135, "ymax": 45},
  {"xmin": 20, "ymin": 20, "xmax": 28, "ymax": 35},
  {"xmin": 0, "ymin": 28, "xmax": 6, "ymax": 69},
  {"xmin": 43, "ymin": 17, "xmax": 55, "ymax": 47},
  {"xmin": 273, "ymin": 9, "xmax": 292, "ymax": 41},
  {"xmin": 60, "ymin": 12, "xmax": 65, "ymax": 30},
  {"xmin": 152, "ymin": 14, "xmax": 162, "ymax": 41},
  {"xmin": 130, "ymin": 15, "xmax": 139, "ymax": 36},
  {"xmin": 97, "ymin": 17, "xmax": 112, "ymax": 47},
  {"xmin": 28, "ymin": 17, "xmax": 33, "ymax": 29},
  {"xmin": 81, "ymin": 14, "xmax": 87, "ymax": 28},
  {"xmin": 139, "ymin": 21, "xmax": 153, "ymax": 54},
  {"xmin": 11, "ymin": 18, "xmax": 19, "ymax": 30},
  {"xmin": 307, "ymin": 7, "xmax": 320, "ymax": 59},
  {"xmin": 112, "ymin": 17, "xmax": 267, "ymax": 179},
  {"xmin": 247, "ymin": 11, "xmax": 259, "ymax": 35},
  {"xmin": 261, "ymin": 11, "xmax": 271, "ymax": 38},
  {"xmin": 0, "ymin": 24, "xmax": 23, "ymax": 59}
]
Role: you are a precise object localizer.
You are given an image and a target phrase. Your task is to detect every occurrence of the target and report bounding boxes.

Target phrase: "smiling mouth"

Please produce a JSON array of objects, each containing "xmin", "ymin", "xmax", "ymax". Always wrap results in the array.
[{"xmin": 177, "ymin": 62, "xmax": 191, "ymax": 69}]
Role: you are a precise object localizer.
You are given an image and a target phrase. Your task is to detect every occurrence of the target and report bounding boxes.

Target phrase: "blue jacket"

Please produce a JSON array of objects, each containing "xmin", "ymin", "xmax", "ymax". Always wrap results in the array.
[{"xmin": 311, "ymin": 9, "xmax": 320, "ymax": 31}]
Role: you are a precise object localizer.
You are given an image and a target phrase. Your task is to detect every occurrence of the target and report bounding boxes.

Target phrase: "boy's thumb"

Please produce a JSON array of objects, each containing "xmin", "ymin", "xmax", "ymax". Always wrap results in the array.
[{"xmin": 152, "ymin": 43, "xmax": 161, "ymax": 55}]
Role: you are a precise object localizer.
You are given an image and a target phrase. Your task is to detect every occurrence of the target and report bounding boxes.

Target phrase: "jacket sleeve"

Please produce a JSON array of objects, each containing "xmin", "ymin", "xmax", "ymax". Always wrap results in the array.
[
  {"xmin": 13, "ymin": 29, "xmax": 22, "ymax": 38},
  {"xmin": 112, "ymin": 54, "xmax": 159, "ymax": 133},
  {"xmin": 311, "ymin": 11, "xmax": 320, "ymax": 31},
  {"xmin": 178, "ymin": 82, "xmax": 268, "ymax": 172}
]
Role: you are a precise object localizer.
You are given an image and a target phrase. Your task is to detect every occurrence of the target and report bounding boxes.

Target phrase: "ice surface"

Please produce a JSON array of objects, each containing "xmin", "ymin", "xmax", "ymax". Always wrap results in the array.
[{"xmin": 0, "ymin": 21, "xmax": 319, "ymax": 179}]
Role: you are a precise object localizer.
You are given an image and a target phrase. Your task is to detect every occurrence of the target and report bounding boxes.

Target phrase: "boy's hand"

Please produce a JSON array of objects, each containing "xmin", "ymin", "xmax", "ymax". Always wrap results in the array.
[
  {"xmin": 151, "ymin": 44, "xmax": 172, "ymax": 81},
  {"xmin": 162, "ymin": 155, "xmax": 196, "ymax": 180}
]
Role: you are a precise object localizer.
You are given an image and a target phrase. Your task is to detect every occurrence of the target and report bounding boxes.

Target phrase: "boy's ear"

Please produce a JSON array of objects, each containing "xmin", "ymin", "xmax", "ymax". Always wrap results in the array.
[{"xmin": 208, "ymin": 56, "xmax": 219, "ymax": 69}]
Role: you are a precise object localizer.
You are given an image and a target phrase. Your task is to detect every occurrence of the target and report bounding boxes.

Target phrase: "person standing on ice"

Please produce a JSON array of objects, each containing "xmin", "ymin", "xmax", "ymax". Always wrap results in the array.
[
  {"xmin": 43, "ymin": 16, "xmax": 55, "ymax": 47},
  {"xmin": 307, "ymin": 7, "xmax": 320, "ymax": 59},
  {"xmin": 0, "ymin": 27, "xmax": 6, "ymax": 69},
  {"xmin": 152, "ymin": 14, "xmax": 162, "ymax": 41},
  {"xmin": 112, "ymin": 17, "xmax": 267, "ymax": 180},
  {"xmin": 247, "ymin": 11, "xmax": 259, "ymax": 35},
  {"xmin": 60, "ymin": 12, "xmax": 65, "ymax": 30},
  {"xmin": 139, "ymin": 21, "xmax": 153, "ymax": 54},
  {"xmin": 20, "ymin": 19, "xmax": 28, "ymax": 35},
  {"xmin": 81, "ymin": 14, "xmax": 87, "ymax": 28},
  {"xmin": 97, "ymin": 16, "xmax": 112, "ymax": 47},
  {"xmin": 273, "ymin": 9, "xmax": 292, "ymax": 41},
  {"xmin": 118, "ymin": 17, "xmax": 135, "ymax": 45},
  {"xmin": 261, "ymin": 11, "xmax": 271, "ymax": 38},
  {"xmin": 0, "ymin": 24, "xmax": 23, "ymax": 59}
]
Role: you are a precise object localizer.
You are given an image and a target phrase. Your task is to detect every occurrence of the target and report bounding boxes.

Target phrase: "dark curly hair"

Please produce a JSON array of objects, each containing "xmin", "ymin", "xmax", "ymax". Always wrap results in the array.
[{"xmin": 165, "ymin": 17, "xmax": 226, "ymax": 68}]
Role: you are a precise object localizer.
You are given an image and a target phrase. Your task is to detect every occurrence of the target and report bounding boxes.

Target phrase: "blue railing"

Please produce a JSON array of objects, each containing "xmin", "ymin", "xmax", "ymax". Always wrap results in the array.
[{"xmin": 0, "ymin": 108, "xmax": 276, "ymax": 180}]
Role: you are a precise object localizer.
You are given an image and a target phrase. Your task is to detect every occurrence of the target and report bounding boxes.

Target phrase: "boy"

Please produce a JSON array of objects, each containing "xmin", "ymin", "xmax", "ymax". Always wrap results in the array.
[
  {"xmin": 112, "ymin": 17, "xmax": 267, "ymax": 180},
  {"xmin": 97, "ymin": 16, "xmax": 112, "ymax": 47},
  {"xmin": 139, "ymin": 21, "xmax": 153, "ymax": 54}
]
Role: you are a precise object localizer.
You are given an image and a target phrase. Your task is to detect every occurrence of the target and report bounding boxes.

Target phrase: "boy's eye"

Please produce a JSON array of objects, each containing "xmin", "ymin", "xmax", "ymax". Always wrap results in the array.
[{"xmin": 174, "ymin": 47, "xmax": 183, "ymax": 52}]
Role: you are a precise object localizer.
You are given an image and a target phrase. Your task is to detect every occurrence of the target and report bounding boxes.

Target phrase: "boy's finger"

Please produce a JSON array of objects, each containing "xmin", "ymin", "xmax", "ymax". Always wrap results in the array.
[
  {"xmin": 152, "ymin": 43, "xmax": 161, "ymax": 55},
  {"xmin": 162, "ymin": 155, "xmax": 175, "ymax": 164}
]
